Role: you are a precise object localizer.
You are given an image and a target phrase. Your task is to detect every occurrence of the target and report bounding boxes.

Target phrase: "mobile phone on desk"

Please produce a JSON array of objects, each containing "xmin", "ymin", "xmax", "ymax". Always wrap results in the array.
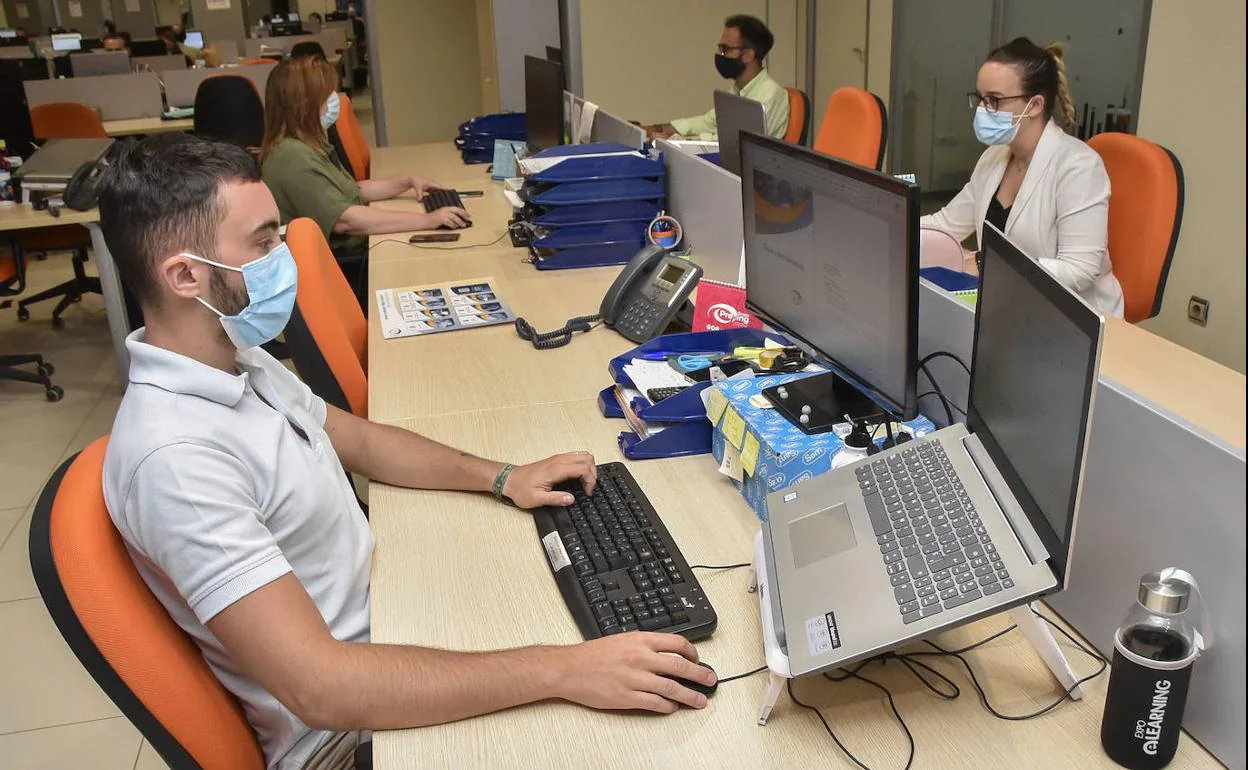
[
  {"xmin": 409, "ymin": 232, "xmax": 461, "ymax": 243},
  {"xmin": 458, "ymin": 190, "xmax": 484, "ymax": 198}
]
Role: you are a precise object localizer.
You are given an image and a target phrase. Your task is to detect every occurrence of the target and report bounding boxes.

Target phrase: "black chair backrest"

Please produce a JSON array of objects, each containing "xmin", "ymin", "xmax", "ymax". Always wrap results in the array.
[
  {"xmin": 193, "ymin": 75, "xmax": 264, "ymax": 148},
  {"xmin": 290, "ymin": 41, "xmax": 327, "ymax": 60}
]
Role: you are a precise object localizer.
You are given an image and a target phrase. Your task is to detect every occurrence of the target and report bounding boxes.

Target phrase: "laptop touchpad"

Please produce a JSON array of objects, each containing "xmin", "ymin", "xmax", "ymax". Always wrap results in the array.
[{"xmin": 789, "ymin": 503, "xmax": 857, "ymax": 569}]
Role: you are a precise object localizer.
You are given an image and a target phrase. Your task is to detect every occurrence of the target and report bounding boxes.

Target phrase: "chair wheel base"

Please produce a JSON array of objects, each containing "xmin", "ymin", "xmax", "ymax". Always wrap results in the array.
[
  {"xmin": 37, "ymin": 362, "xmax": 55, "ymax": 377},
  {"xmin": 46, "ymin": 386, "xmax": 64, "ymax": 402},
  {"xmin": 17, "ymin": 306, "xmax": 30, "ymax": 321}
]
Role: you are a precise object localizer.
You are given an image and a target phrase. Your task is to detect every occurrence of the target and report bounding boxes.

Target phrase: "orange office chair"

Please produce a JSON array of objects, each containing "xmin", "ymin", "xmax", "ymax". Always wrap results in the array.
[
  {"xmin": 334, "ymin": 92, "xmax": 371, "ymax": 181},
  {"xmin": 1088, "ymin": 132, "xmax": 1185, "ymax": 323},
  {"xmin": 19, "ymin": 102, "xmax": 105, "ymax": 328},
  {"xmin": 30, "ymin": 439, "xmax": 266, "ymax": 770},
  {"xmin": 813, "ymin": 87, "xmax": 888, "ymax": 170},
  {"xmin": 284, "ymin": 218, "xmax": 368, "ymax": 418},
  {"xmin": 29, "ymin": 101, "xmax": 108, "ymax": 140},
  {"xmin": 193, "ymin": 75, "xmax": 265, "ymax": 149},
  {"xmin": 784, "ymin": 86, "xmax": 810, "ymax": 146}
]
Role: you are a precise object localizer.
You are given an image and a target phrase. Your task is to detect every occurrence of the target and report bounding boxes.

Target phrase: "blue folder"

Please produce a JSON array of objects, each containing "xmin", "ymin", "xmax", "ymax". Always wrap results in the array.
[
  {"xmin": 532, "ymin": 201, "xmax": 661, "ymax": 228},
  {"xmin": 529, "ymin": 155, "xmax": 663, "ymax": 183},
  {"xmin": 529, "ymin": 178, "xmax": 664, "ymax": 206}
]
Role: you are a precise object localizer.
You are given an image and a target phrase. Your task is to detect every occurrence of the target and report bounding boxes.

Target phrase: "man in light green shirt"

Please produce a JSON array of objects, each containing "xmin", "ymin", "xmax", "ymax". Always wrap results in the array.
[{"xmin": 646, "ymin": 15, "xmax": 790, "ymax": 141}]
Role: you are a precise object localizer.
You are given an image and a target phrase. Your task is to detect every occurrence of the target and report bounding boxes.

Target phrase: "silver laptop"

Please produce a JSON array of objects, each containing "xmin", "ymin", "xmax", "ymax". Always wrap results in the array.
[
  {"xmin": 70, "ymin": 51, "xmax": 131, "ymax": 78},
  {"xmin": 14, "ymin": 138, "xmax": 114, "ymax": 184},
  {"xmin": 762, "ymin": 224, "xmax": 1104, "ymax": 677},
  {"xmin": 714, "ymin": 90, "xmax": 767, "ymax": 176}
]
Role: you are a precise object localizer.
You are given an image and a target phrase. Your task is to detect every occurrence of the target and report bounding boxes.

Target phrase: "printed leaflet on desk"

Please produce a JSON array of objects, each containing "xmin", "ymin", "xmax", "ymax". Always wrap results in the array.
[{"xmin": 376, "ymin": 277, "xmax": 516, "ymax": 339}]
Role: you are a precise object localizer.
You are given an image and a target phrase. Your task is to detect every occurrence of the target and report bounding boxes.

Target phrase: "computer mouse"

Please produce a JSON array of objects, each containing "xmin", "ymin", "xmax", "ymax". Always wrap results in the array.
[{"xmin": 660, "ymin": 661, "xmax": 718, "ymax": 701}]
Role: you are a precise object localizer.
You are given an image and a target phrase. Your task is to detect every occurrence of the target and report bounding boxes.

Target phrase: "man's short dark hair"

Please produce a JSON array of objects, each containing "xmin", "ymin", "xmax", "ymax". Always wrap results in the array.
[
  {"xmin": 725, "ymin": 14, "xmax": 774, "ymax": 61},
  {"xmin": 98, "ymin": 134, "xmax": 260, "ymax": 308}
]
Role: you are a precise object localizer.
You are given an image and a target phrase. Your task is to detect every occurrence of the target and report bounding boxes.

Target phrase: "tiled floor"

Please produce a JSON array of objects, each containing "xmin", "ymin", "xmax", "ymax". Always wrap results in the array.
[{"xmin": 0, "ymin": 96, "xmax": 375, "ymax": 769}]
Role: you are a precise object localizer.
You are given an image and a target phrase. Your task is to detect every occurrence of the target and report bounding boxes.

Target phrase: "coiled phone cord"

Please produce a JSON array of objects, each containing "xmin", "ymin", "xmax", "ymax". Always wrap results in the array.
[{"xmin": 514, "ymin": 314, "xmax": 602, "ymax": 349}]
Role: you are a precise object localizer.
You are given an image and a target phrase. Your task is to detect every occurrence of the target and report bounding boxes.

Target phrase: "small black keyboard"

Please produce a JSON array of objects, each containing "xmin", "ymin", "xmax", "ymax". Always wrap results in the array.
[
  {"xmin": 423, "ymin": 189, "xmax": 473, "ymax": 227},
  {"xmin": 533, "ymin": 463, "xmax": 717, "ymax": 640}
]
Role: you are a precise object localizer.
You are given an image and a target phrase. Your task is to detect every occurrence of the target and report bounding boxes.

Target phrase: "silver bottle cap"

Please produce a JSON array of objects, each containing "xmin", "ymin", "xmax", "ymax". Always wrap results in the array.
[{"xmin": 1139, "ymin": 570, "xmax": 1191, "ymax": 615}]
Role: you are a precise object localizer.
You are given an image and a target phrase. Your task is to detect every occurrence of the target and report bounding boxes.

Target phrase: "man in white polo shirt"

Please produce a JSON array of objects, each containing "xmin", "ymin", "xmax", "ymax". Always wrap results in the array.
[{"xmin": 98, "ymin": 135, "xmax": 715, "ymax": 770}]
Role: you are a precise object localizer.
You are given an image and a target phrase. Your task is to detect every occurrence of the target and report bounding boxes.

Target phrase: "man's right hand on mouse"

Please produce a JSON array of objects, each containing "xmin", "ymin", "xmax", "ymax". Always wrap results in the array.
[{"xmin": 553, "ymin": 632, "xmax": 717, "ymax": 713}]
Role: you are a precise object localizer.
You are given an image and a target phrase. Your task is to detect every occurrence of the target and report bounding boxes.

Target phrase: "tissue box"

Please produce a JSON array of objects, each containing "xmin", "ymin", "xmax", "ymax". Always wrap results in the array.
[{"xmin": 708, "ymin": 372, "xmax": 938, "ymax": 520}]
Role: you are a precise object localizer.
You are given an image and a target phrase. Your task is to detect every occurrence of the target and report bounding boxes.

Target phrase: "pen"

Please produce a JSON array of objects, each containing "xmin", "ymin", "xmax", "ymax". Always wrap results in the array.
[{"xmin": 638, "ymin": 351, "xmax": 723, "ymax": 360}]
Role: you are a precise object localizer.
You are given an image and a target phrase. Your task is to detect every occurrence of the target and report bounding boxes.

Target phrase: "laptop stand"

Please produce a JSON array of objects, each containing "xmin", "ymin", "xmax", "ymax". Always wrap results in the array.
[{"xmin": 747, "ymin": 530, "xmax": 1085, "ymax": 726}]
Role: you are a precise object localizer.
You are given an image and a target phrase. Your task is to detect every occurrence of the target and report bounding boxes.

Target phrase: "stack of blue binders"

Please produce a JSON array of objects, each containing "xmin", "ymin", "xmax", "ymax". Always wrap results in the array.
[
  {"xmin": 522, "ymin": 144, "xmax": 665, "ymax": 269},
  {"xmin": 455, "ymin": 113, "xmax": 526, "ymax": 164}
]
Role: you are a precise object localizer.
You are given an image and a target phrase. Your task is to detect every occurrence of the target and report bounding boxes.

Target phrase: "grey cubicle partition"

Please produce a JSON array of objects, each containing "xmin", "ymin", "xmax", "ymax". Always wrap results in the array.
[
  {"xmin": 163, "ymin": 63, "xmax": 277, "ymax": 108},
  {"xmin": 916, "ymin": 281, "xmax": 1246, "ymax": 768},
  {"xmin": 131, "ymin": 54, "xmax": 187, "ymax": 73},
  {"xmin": 213, "ymin": 40, "xmax": 241, "ymax": 64},
  {"xmin": 24, "ymin": 72, "xmax": 162, "ymax": 120},
  {"xmin": 659, "ymin": 138, "xmax": 743, "ymax": 286},
  {"xmin": 590, "ymin": 106, "xmax": 645, "ymax": 150}
]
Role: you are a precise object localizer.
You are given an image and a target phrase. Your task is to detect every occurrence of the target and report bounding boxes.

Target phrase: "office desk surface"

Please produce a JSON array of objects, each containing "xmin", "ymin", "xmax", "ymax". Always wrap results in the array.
[
  {"xmin": 366, "ymin": 142, "xmax": 1219, "ymax": 768},
  {"xmin": 368, "ymin": 399, "xmax": 1217, "ymax": 769},
  {"xmin": 103, "ymin": 116, "xmax": 194, "ymax": 137},
  {"xmin": 0, "ymin": 203, "xmax": 98, "ymax": 232},
  {"xmin": 1102, "ymin": 318, "xmax": 1245, "ymax": 450}
]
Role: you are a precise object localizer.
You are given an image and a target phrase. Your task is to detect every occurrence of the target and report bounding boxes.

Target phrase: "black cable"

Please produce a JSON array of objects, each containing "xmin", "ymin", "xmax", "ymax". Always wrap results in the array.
[
  {"xmin": 918, "ymin": 350, "xmax": 971, "ymax": 376},
  {"xmin": 787, "ymin": 678, "xmax": 873, "ymax": 770},
  {"xmin": 369, "ymin": 230, "xmax": 510, "ymax": 252},
  {"xmin": 689, "ymin": 562, "xmax": 751, "ymax": 571},
  {"xmin": 917, "ymin": 363, "xmax": 955, "ymax": 426},
  {"xmin": 916, "ymin": 391, "xmax": 967, "ymax": 418},
  {"xmin": 514, "ymin": 314, "xmax": 601, "ymax": 349},
  {"xmin": 717, "ymin": 664, "xmax": 768, "ymax": 684},
  {"xmin": 840, "ymin": 667, "xmax": 916, "ymax": 770},
  {"xmin": 909, "ymin": 610, "xmax": 1107, "ymax": 721}
]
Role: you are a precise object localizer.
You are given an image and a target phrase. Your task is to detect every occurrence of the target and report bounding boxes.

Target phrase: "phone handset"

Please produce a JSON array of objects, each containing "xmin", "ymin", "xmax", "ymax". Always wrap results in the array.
[{"xmin": 600, "ymin": 243, "xmax": 668, "ymax": 324}]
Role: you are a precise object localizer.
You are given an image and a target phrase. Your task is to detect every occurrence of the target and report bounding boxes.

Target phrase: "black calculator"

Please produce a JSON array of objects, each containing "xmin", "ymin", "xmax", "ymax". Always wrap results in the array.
[{"xmin": 646, "ymin": 386, "xmax": 689, "ymax": 403}]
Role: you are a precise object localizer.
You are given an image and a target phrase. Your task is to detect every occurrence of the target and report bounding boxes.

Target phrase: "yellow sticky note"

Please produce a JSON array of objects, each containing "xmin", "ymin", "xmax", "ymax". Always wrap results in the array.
[
  {"xmin": 741, "ymin": 432, "xmax": 761, "ymax": 476},
  {"xmin": 707, "ymin": 388, "xmax": 729, "ymax": 424},
  {"xmin": 722, "ymin": 406, "xmax": 746, "ymax": 450}
]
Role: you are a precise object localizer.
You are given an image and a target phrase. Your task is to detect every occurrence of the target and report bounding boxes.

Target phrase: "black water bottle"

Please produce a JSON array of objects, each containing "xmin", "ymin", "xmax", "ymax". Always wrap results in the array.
[{"xmin": 1100, "ymin": 568, "xmax": 1211, "ymax": 769}]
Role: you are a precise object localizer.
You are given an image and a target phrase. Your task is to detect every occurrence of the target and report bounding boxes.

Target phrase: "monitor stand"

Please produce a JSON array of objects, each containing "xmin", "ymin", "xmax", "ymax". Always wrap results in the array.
[{"xmin": 761, "ymin": 371, "xmax": 879, "ymax": 435}]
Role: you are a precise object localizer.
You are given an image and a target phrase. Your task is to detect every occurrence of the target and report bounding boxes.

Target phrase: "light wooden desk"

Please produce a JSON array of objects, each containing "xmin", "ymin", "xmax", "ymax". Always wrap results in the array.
[
  {"xmin": 366, "ymin": 144, "xmax": 1219, "ymax": 768},
  {"xmin": 0, "ymin": 202, "xmax": 98, "ymax": 231},
  {"xmin": 102, "ymin": 116, "xmax": 194, "ymax": 137}
]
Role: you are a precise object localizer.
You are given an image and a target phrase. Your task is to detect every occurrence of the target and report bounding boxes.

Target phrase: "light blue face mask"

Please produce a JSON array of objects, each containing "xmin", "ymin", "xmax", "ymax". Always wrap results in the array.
[
  {"xmin": 321, "ymin": 91, "xmax": 341, "ymax": 130},
  {"xmin": 972, "ymin": 96, "xmax": 1036, "ymax": 146},
  {"xmin": 183, "ymin": 243, "xmax": 298, "ymax": 351}
]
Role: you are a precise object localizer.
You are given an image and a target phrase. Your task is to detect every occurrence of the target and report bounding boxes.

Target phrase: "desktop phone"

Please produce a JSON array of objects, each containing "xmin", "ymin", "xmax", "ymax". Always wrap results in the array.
[
  {"xmin": 409, "ymin": 232, "xmax": 460, "ymax": 243},
  {"xmin": 514, "ymin": 244, "xmax": 702, "ymax": 349},
  {"xmin": 599, "ymin": 244, "xmax": 702, "ymax": 343}
]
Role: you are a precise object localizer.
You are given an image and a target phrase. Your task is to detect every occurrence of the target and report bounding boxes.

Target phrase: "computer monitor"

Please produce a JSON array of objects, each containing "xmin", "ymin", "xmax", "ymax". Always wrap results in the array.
[
  {"xmin": 51, "ymin": 34, "xmax": 82, "ymax": 52},
  {"xmin": 154, "ymin": 25, "xmax": 173, "ymax": 36},
  {"xmin": 0, "ymin": 29, "xmax": 18, "ymax": 39},
  {"xmin": 714, "ymin": 90, "xmax": 767, "ymax": 176},
  {"xmin": 183, "ymin": 30, "xmax": 204, "ymax": 49},
  {"xmin": 970, "ymin": 224, "xmax": 1102, "ymax": 584},
  {"xmin": 80, "ymin": 37, "xmax": 103, "ymax": 51},
  {"xmin": 288, "ymin": 12, "xmax": 300, "ymax": 21},
  {"xmin": 524, "ymin": 54, "xmax": 563, "ymax": 153},
  {"xmin": 130, "ymin": 38, "xmax": 168, "ymax": 57},
  {"xmin": 741, "ymin": 131, "xmax": 920, "ymax": 426},
  {"xmin": 545, "ymin": 45, "xmax": 562, "ymax": 64}
]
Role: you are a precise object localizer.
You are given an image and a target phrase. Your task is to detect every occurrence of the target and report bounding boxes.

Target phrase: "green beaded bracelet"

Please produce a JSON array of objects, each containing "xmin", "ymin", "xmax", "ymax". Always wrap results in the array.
[{"xmin": 492, "ymin": 463, "xmax": 517, "ymax": 503}]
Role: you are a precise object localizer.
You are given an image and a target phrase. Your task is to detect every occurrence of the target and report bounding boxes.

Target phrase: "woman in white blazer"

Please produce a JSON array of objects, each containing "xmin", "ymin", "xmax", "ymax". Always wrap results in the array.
[{"xmin": 922, "ymin": 38, "xmax": 1125, "ymax": 318}]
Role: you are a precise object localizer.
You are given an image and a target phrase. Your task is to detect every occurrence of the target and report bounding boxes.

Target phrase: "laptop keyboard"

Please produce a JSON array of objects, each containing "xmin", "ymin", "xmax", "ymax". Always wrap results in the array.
[{"xmin": 856, "ymin": 440, "xmax": 1015, "ymax": 625}]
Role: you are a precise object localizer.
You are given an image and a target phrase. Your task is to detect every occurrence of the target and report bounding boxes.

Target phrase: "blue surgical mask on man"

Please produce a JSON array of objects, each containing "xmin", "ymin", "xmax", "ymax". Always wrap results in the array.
[
  {"xmin": 972, "ymin": 96, "xmax": 1037, "ymax": 146},
  {"xmin": 321, "ymin": 92, "xmax": 341, "ymax": 130},
  {"xmin": 183, "ymin": 243, "xmax": 298, "ymax": 351}
]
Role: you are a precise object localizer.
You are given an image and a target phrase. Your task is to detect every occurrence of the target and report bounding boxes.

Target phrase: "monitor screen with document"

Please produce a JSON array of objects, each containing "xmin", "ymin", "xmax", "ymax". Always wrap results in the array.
[
  {"xmin": 51, "ymin": 34, "xmax": 82, "ymax": 52},
  {"xmin": 524, "ymin": 55, "xmax": 563, "ymax": 153},
  {"xmin": 184, "ymin": 31, "xmax": 204, "ymax": 49},
  {"xmin": 968, "ymin": 224, "xmax": 1102, "ymax": 584},
  {"xmin": 741, "ymin": 131, "xmax": 919, "ymax": 419}
]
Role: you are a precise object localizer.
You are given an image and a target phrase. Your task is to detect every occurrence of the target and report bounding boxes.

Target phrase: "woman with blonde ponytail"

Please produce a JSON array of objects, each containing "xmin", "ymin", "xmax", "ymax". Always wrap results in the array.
[{"xmin": 921, "ymin": 37, "xmax": 1124, "ymax": 317}]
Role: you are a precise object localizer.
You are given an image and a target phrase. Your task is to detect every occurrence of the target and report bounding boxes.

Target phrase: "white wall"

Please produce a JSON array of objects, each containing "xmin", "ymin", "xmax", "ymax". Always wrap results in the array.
[
  {"xmin": 1135, "ymin": 0, "xmax": 1245, "ymax": 372},
  {"xmin": 492, "ymin": 0, "xmax": 559, "ymax": 112},
  {"xmin": 579, "ymin": 0, "xmax": 780, "ymax": 126}
]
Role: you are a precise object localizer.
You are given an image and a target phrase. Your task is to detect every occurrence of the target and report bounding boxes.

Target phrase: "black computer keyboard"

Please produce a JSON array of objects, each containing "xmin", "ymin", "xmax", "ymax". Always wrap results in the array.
[
  {"xmin": 533, "ymin": 463, "xmax": 717, "ymax": 640},
  {"xmin": 423, "ymin": 189, "xmax": 473, "ymax": 225},
  {"xmin": 858, "ymin": 439, "xmax": 1014, "ymax": 625}
]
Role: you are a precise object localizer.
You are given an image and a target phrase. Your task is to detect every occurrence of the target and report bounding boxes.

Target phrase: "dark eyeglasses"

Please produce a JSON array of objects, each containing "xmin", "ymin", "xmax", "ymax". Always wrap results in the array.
[
  {"xmin": 716, "ymin": 44, "xmax": 749, "ymax": 56},
  {"xmin": 968, "ymin": 92, "xmax": 1030, "ymax": 113}
]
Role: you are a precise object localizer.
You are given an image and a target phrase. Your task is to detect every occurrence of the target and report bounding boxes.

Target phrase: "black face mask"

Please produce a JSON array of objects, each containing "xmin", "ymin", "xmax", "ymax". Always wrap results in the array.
[{"xmin": 715, "ymin": 53, "xmax": 746, "ymax": 80}]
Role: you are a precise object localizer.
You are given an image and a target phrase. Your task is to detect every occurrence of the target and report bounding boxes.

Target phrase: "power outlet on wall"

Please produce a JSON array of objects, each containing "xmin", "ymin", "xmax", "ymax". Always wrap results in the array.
[{"xmin": 1187, "ymin": 296, "xmax": 1210, "ymax": 327}]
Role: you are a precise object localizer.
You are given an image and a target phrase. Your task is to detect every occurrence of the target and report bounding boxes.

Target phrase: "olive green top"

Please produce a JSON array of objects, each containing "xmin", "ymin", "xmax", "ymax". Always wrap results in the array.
[{"xmin": 262, "ymin": 137, "xmax": 368, "ymax": 254}]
